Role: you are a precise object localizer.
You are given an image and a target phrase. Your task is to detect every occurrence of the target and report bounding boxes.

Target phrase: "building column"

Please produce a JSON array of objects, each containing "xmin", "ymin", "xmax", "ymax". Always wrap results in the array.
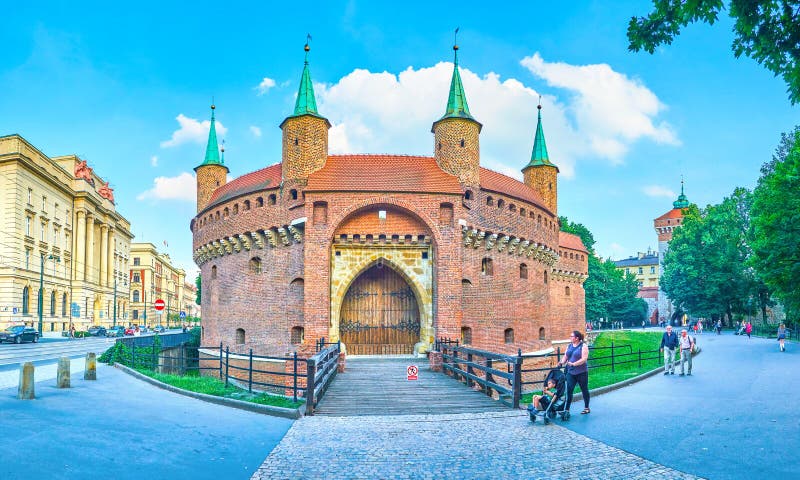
[
  {"xmin": 76, "ymin": 211, "xmax": 86, "ymax": 282},
  {"xmin": 85, "ymin": 213, "xmax": 95, "ymax": 285},
  {"xmin": 107, "ymin": 228, "xmax": 115, "ymax": 287},
  {"xmin": 100, "ymin": 225, "xmax": 108, "ymax": 288}
]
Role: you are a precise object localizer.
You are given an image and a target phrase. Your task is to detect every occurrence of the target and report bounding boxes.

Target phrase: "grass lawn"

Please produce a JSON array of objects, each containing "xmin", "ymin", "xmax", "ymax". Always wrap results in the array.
[
  {"xmin": 135, "ymin": 368, "xmax": 304, "ymax": 409},
  {"xmin": 522, "ymin": 330, "xmax": 666, "ymax": 404}
]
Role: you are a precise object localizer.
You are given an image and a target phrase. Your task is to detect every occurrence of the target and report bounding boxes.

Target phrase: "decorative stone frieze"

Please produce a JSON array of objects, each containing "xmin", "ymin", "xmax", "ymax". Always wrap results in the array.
[{"xmin": 194, "ymin": 224, "xmax": 305, "ymax": 266}]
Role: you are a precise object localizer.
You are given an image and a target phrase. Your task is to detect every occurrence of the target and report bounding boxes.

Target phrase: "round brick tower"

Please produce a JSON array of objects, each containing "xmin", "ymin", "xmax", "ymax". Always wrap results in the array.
[
  {"xmin": 280, "ymin": 43, "xmax": 331, "ymax": 184},
  {"xmin": 195, "ymin": 104, "xmax": 229, "ymax": 213},
  {"xmin": 522, "ymin": 103, "xmax": 558, "ymax": 215},
  {"xmin": 431, "ymin": 44, "xmax": 482, "ymax": 188}
]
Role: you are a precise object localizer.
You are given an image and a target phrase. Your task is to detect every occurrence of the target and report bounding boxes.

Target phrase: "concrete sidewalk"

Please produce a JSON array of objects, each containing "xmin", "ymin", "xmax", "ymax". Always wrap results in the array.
[{"xmin": 0, "ymin": 364, "xmax": 293, "ymax": 480}]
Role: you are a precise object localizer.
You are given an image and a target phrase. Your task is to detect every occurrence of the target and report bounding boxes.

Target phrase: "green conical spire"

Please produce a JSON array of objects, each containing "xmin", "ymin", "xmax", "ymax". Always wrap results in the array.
[
  {"xmin": 524, "ymin": 103, "xmax": 558, "ymax": 171},
  {"xmin": 195, "ymin": 104, "xmax": 227, "ymax": 171},
  {"xmin": 293, "ymin": 44, "xmax": 319, "ymax": 116},
  {"xmin": 439, "ymin": 45, "xmax": 475, "ymax": 121},
  {"xmin": 673, "ymin": 178, "xmax": 689, "ymax": 208}
]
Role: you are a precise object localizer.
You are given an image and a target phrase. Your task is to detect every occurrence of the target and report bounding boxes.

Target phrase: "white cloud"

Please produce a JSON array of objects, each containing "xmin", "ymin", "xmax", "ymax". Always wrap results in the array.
[
  {"xmin": 160, "ymin": 114, "xmax": 227, "ymax": 148},
  {"xmin": 137, "ymin": 172, "xmax": 196, "ymax": 202},
  {"xmin": 249, "ymin": 126, "xmax": 262, "ymax": 138},
  {"xmin": 150, "ymin": 155, "xmax": 158, "ymax": 167},
  {"xmin": 256, "ymin": 77, "xmax": 276, "ymax": 95},
  {"xmin": 642, "ymin": 185, "xmax": 676, "ymax": 198},
  {"xmin": 314, "ymin": 55, "xmax": 677, "ymax": 179}
]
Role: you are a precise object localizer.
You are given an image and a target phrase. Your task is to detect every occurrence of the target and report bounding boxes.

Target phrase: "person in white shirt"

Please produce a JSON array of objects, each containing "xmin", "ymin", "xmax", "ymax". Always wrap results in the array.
[{"xmin": 678, "ymin": 329, "xmax": 695, "ymax": 376}]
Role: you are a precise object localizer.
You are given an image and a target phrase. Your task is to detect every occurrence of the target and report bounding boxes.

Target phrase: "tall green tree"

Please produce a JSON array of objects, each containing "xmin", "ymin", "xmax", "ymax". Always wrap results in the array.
[
  {"xmin": 195, "ymin": 274, "xmax": 201, "ymax": 305},
  {"xmin": 627, "ymin": 1, "xmax": 800, "ymax": 104},
  {"xmin": 560, "ymin": 216, "xmax": 646, "ymax": 324},
  {"xmin": 751, "ymin": 129, "xmax": 800, "ymax": 322}
]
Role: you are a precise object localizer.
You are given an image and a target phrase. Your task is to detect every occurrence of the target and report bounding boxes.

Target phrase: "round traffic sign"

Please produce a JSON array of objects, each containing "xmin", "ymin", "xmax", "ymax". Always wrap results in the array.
[{"xmin": 154, "ymin": 299, "xmax": 166, "ymax": 311}]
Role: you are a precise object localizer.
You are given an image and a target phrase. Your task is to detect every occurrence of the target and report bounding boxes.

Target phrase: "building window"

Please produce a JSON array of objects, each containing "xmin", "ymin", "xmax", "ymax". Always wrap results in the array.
[
  {"xmin": 638, "ymin": 267, "xmax": 643, "ymax": 275},
  {"xmin": 638, "ymin": 281, "xmax": 644, "ymax": 288},
  {"xmin": 133, "ymin": 257, "xmax": 140, "ymax": 266},
  {"xmin": 460, "ymin": 139, "xmax": 465, "ymax": 147},
  {"xmin": 235, "ymin": 328, "xmax": 245, "ymax": 345},
  {"xmin": 497, "ymin": 199, "xmax": 505, "ymax": 208},
  {"xmin": 268, "ymin": 194, "xmax": 276, "ymax": 205},
  {"xmin": 509, "ymin": 204, "xmax": 516, "ymax": 212},
  {"xmin": 544, "ymin": 270, "xmax": 548, "ymax": 284},
  {"xmin": 539, "ymin": 327, "xmax": 546, "ymax": 340},
  {"xmin": 232, "ymin": 204, "xmax": 238, "ymax": 215},
  {"xmin": 290, "ymin": 189, "xmax": 298, "ymax": 200},
  {"xmin": 41, "ymin": 223, "xmax": 46, "ymax": 241},
  {"xmin": 223, "ymin": 207, "xmax": 229, "ymax": 217},
  {"xmin": 249, "ymin": 257, "xmax": 262, "ymax": 274},
  {"xmin": 42, "ymin": 196, "xmax": 47, "ymax": 212},
  {"xmin": 464, "ymin": 190, "xmax": 473, "ymax": 200},
  {"xmin": 211, "ymin": 265, "xmax": 217, "ymax": 279},
  {"xmin": 244, "ymin": 200, "xmax": 251, "ymax": 211},
  {"xmin": 62, "ymin": 293, "xmax": 67, "ymax": 317},
  {"xmin": 27, "ymin": 188, "xmax": 32, "ymax": 204},
  {"xmin": 520, "ymin": 263, "xmax": 528, "ymax": 279},
  {"xmin": 133, "ymin": 290, "xmax": 140, "ymax": 302},
  {"xmin": 26, "ymin": 217, "xmax": 31, "ymax": 236},
  {"xmin": 565, "ymin": 286, "xmax": 571, "ymax": 296},
  {"xmin": 25, "ymin": 249, "xmax": 30, "ymax": 269},
  {"xmin": 504, "ymin": 328, "xmax": 514, "ymax": 344},
  {"xmin": 291, "ymin": 326, "xmax": 304, "ymax": 345},
  {"xmin": 133, "ymin": 310, "xmax": 138, "ymax": 320},
  {"xmin": 486, "ymin": 196, "xmax": 494, "ymax": 206},
  {"xmin": 439, "ymin": 203, "xmax": 454, "ymax": 226},
  {"xmin": 520, "ymin": 207, "xmax": 526, "ymax": 216},
  {"xmin": 481, "ymin": 258, "xmax": 493, "ymax": 276},
  {"xmin": 133, "ymin": 273, "xmax": 140, "ymax": 283},
  {"xmin": 650, "ymin": 266, "xmax": 656, "ymax": 274},
  {"xmin": 461, "ymin": 327, "xmax": 472, "ymax": 345},
  {"xmin": 22, "ymin": 287, "xmax": 30, "ymax": 315},
  {"xmin": 50, "ymin": 291, "xmax": 55, "ymax": 315},
  {"xmin": 256, "ymin": 197, "xmax": 264, "ymax": 207}
]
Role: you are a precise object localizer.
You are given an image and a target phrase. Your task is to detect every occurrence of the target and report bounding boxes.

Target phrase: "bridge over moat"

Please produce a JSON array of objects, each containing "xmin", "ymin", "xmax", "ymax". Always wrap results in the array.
[{"xmin": 313, "ymin": 357, "xmax": 507, "ymax": 416}]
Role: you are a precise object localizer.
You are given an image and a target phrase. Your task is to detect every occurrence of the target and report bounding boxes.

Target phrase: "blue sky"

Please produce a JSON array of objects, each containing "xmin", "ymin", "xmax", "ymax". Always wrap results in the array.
[{"xmin": 2, "ymin": 1, "xmax": 797, "ymax": 275}]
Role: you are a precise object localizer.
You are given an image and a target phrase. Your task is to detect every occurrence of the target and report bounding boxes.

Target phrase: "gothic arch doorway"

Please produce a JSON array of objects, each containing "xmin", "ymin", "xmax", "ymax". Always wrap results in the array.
[{"xmin": 339, "ymin": 264, "xmax": 421, "ymax": 355}]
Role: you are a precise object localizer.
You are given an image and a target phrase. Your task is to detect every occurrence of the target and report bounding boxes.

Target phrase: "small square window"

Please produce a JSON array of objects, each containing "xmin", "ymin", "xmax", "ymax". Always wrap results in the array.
[
  {"xmin": 378, "ymin": 210, "xmax": 387, "ymax": 220},
  {"xmin": 422, "ymin": 251, "xmax": 429, "ymax": 259}
]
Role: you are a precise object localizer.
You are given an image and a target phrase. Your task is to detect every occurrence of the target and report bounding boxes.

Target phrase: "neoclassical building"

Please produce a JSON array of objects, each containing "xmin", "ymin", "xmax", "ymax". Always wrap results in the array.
[
  {"xmin": 128, "ymin": 243, "xmax": 187, "ymax": 326},
  {"xmin": 0, "ymin": 135, "xmax": 133, "ymax": 332},
  {"xmin": 192, "ymin": 44, "xmax": 588, "ymax": 356}
]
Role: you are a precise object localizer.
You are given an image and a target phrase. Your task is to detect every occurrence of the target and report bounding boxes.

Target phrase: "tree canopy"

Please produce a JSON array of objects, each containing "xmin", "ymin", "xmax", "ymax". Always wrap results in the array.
[
  {"xmin": 628, "ymin": 0, "xmax": 800, "ymax": 104},
  {"xmin": 195, "ymin": 274, "xmax": 201, "ymax": 305}
]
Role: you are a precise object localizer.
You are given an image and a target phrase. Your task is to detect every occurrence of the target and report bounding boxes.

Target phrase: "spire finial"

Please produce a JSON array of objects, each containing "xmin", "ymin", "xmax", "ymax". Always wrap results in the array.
[
  {"xmin": 304, "ymin": 33, "xmax": 312, "ymax": 63},
  {"xmin": 681, "ymin": 175, "xmax": 685, "ymax": 195},
  {"xmin": 453, "ymin": 27, "xmax": 460, "ymax": 64}
]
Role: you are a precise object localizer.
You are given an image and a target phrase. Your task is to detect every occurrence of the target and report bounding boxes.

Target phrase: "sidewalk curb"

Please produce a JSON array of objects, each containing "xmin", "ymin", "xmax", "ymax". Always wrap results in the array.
[
  {"xmin": 563, "ymin": 348, "xmax": 703, "ymax": 403},
  {"xmin": 113, "ymin": 363, "xmax": 303, "ymax": 419}
]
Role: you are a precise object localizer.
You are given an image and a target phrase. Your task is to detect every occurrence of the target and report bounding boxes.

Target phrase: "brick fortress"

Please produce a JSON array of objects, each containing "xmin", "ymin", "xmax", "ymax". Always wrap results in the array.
[{"xmin": 191, "ymin": 43, "xmax": 588, "ymax": 357}]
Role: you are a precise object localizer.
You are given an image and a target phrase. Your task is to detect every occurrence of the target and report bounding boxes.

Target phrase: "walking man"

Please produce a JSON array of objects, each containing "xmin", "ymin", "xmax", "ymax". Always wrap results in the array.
[
  {"xmin": 678, "ymin": 329, "xmax": 695, "ymax": 376},
  {"xmin": 660, "ymin": 325, "xmax": 679, "ymax": 375}
]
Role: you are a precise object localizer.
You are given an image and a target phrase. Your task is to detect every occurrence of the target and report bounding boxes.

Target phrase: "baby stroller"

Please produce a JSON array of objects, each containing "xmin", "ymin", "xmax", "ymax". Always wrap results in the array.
[{"xmin": 527, "ymin": 367, "xmax": 569, "ymax": 424}]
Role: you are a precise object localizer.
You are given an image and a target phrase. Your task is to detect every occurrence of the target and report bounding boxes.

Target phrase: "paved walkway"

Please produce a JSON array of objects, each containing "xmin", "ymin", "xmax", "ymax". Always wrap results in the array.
[
  {"xmin": 0, "ymin": 363, "xmax": 292, "ymax": 480},
  {"xmin": 252, "ymin": 411, "xmax": 699, "ymax": 479},
  {"xmin": 561, "ymin": 332, "xmax": 799, "ymax": 479}
]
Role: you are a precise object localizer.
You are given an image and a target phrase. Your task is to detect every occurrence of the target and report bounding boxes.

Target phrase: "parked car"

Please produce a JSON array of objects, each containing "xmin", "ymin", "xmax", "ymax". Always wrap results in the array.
[
  {"xmin": 124, "ymin": 326, "xmax": 136, "ymax": 336},
  {"xmin": 87, "ymin": 326, "xmax": 107, "ymax": 337},
  {"xmin": 152, "ymin": 325, "xmax": 166, "ymax": 334},
  {"xmin": 0, "ymin": 326, "xmax": 40, "ymax": 344},
  {"xmin": 139, "ymin": 326, "xmax": 150, "ymax": 334},
  {"xmin": 105, "ymin": 326, "xmax": 126, "ymax": 337}
]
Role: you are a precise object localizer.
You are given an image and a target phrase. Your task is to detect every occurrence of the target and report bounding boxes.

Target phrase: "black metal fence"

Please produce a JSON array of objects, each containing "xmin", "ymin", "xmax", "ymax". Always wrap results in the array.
[
  {"xmin": 751, "ymin": 324, "xmax": 798, "ymax": 341},
  {"xmin": 437, "ymin": 338, "xmax": 665, "ymax": 408},
  {"xmin": 116, "ymin": 332, "xmax": 193, "ymax": 349}
]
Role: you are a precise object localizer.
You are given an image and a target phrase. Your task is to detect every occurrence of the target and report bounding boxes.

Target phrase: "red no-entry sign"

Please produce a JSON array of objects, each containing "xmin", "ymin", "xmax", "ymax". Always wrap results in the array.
[
  {"xmin": 154, "ymin": 299, "xmax": 166, "ymax": 311},
  {"xmin": 407, "ymin": 365, "xmax": 418, "ymax": 381}
]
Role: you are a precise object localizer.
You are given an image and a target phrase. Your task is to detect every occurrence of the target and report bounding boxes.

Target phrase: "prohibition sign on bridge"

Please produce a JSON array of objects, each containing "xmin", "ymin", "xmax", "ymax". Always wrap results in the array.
[
  {"xmin": 407, "ymin": 365, "xmax": 419, "ymax": 381},
  {"xmin": 154, "ymin": 299, "xmax": 166, "ymax": 311}
]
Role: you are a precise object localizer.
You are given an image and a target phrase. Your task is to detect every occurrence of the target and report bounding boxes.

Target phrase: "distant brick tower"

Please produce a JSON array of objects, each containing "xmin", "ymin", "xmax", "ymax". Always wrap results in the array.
[
  {"xmin": 195, "ymin": 104, "xmax": 229, "ymax": 213},
  {"xmin": 522, "ymin": 103, "xmax": 558, "ymax": 214},
  {"xmin": 432, "ymin": 42, "xmax": 482, "ymax": 187},
  {"xmin": 654, "ymin": 180, "xmax": 690, "ymax": 324},
  {"xmin": 280, "ymin": 42, "xmax": 330, "ymax": 185}
]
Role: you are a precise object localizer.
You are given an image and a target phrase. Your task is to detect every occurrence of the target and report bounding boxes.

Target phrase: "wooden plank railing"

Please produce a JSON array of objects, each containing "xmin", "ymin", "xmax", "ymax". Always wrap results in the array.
[{"xmin": 439, "ymin": 342, "xmax": 523, "ymax": 408}]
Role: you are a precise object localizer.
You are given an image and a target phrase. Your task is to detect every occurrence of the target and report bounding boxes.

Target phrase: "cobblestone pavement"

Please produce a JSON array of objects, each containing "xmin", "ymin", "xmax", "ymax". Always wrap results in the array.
[{"xmin": 252, "ymin": 411, "xmax": 701, "ymax": 480}]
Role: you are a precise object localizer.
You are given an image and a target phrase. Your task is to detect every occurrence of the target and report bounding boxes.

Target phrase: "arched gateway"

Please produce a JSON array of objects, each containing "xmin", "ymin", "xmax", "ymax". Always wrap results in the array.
[{"xmin": 340, "ymin": 264, "xmax": 421, "ymax": 355}]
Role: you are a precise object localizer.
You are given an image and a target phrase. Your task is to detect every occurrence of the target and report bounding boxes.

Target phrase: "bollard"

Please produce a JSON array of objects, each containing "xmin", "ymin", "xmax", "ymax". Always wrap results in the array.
[
  {"xmin": 84, "ymin": 353, "xmax": 97, "ymax": 380},
  {"xmin": 57, "ymin": 357, "xmax": 71, "ymax": 388},
  {"xmin": 18, "ymin": 362, "xmax": 35, "ymax": 400}
]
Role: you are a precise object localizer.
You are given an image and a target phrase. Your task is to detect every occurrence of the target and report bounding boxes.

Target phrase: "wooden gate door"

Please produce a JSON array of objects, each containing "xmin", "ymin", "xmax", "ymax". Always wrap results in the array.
[{"xmin": 340, "ymin": 265, "xmax": 420, "ymax": 355}]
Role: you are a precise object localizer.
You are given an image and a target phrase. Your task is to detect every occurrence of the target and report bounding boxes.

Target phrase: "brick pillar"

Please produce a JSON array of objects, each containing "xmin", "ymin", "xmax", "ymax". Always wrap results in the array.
[{"xmin": 429, "ymin": 351, "xmax": 443, "ymax": 372}]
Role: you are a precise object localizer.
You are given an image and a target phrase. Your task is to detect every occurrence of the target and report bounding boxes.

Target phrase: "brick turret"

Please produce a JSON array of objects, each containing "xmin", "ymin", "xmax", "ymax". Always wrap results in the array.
[
  {"xmin": 280, "ymin": 43, "xmax": 330, "ymax": 184},
  {"xmin": 522, "ymin": 103, "xmax": 558, "ymax": 214},
  {"xmin": 194, "ymin": 104, "xmax": 229, "ymax": 213},
  {"xmin": 432, "ymin": 43, "xmax": 482, "ymax": 187}
]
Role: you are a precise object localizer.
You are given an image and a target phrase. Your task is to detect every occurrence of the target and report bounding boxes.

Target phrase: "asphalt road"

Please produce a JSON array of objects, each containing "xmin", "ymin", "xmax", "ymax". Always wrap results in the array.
[
  {"xmin": 0, "ymin": 363, "xmax": 293, "ymax": 480},
  {"xmin": 0, "ymin": 336, "xmax": 116, "ymax": 371},
  {"xmin": 560, "ymin": 332, "xmax": 799, "ymax": 480}
]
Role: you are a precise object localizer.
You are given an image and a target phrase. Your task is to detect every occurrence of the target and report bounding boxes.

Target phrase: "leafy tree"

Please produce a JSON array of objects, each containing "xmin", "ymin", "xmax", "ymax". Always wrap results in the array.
[
  {"xmin": 560, "ymin": 217, "xmax": 646, "ymax": 324},
  {"xmin": 751, "ymin": 129, "xmax": 800, "ymax": 322},
  {"xmin": 195, "ymin": 274, "xmax": 201, "ymax": 305},
  {"xmin": 627, "ymin": 1, "xmax": 800, "ymax": 104},
  {"xmin": 761, "ymin": 124, "xmax": 800, "ymax": 176}
]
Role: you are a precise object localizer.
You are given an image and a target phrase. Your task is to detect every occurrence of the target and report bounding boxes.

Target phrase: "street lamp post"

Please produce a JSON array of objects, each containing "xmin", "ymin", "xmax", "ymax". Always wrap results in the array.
[{"xmin": 38, "ymin": 253, "xmax": 60, "ymax": 334}]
